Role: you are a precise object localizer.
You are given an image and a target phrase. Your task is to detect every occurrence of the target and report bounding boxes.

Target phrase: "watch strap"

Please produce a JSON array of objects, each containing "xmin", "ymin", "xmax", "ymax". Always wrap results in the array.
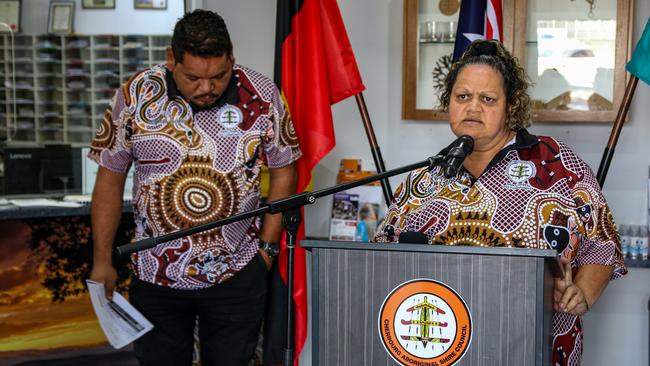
[{"xmin": 259, "ymin": 240, "xmax": 279, "ymax": 257}]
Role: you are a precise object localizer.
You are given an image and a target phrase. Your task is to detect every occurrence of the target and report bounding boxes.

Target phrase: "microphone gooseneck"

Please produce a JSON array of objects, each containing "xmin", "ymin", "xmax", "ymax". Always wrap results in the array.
[{"xmin": 443, "ymin": 135, "xmax": 474, "ymax": 179}]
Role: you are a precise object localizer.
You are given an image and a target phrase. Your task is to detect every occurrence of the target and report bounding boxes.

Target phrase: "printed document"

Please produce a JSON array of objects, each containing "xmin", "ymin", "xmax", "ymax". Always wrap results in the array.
[{"xmin": 86, "ymin": 280, "xmax": 154, "ymax": 349}]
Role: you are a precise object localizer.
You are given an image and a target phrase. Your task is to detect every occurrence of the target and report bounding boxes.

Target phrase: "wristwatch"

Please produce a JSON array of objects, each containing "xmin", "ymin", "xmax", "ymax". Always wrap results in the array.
[{"xmin": 259, "ymin": 240, "xmax": 280, "ymax": 257}]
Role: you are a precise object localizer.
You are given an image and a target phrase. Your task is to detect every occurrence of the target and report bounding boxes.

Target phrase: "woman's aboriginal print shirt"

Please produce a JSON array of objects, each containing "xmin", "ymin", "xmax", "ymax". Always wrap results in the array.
[
  {"xmin": 89, "ymin": 64, "xmax": 302, "ymax": 289},
  {"xmin": 374, "ymin": 129, "xmax": 625, "ymax": 366}
]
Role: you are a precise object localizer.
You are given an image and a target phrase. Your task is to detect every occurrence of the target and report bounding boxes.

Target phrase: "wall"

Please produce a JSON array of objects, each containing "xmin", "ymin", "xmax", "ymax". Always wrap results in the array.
[
  {"xmin": 205, "ymin": 1, "xmax": 648, "ymax": 365},
  {"xmin": 21, "ymin": 0, "xmax": 184, "ymax": 34}
]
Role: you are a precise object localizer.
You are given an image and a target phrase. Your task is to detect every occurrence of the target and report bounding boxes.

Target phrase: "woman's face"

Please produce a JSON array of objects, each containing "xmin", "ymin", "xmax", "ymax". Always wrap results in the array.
[{"xmin": 448, "ymin": 64, "xmax": 510, "ymax": 151}]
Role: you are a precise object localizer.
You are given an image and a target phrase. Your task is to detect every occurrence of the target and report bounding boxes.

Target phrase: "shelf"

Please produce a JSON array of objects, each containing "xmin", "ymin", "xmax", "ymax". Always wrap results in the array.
[
  {"xmin": 625, "ymin": 258, "xmax": 650, "ymax": 268},
  {"xmin": 67, "ymin": 126, "xmax": 95, "ymax": 132},
  {"xmin": 402, "ymin": 0, "xmax": 632, "ymax": 123},
  {"xmin": 0, "ymin": 45, "xmax": 33, "ymax": 50},
  {"xmin": 419, "ymin": 40, "xmax": 456, "ymax": 44},
  {"xmin": 15, "ymin": 125, "xmax": 35, "ymax": 131},
  {"xmin": 40, "ymin": 140, "xmax": 64, "ymax": 144},
  {"xmin": 1, "ymin": 33, "xmax": 171, "ymax": 145}
]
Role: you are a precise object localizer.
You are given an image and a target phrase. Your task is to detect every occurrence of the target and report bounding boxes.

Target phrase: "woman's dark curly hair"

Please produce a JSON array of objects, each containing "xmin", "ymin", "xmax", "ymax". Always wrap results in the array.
[
  {"xmin": 171, "ymin": 9, "xmax": 233, "ymax": 63},
  {"xmin": 438, "ymin": 40, "xmax": 531, "ymax": 130}
]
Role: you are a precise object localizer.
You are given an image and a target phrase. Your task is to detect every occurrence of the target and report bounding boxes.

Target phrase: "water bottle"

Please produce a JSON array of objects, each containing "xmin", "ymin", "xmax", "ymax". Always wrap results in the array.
[
  {"xmin": 356, "ymin": 221, "xmax": 369, "ymax": 242},
  {"xmin": 619, "ymin": 224, "xmax": 630, "ymax": 259},
  {"xmin": 639, "ymin": 225, "xmax": 649, "ymax": 260},
  {"xmin": 629, "ymin": 225, "xmax": 641, "ymax": 260}
]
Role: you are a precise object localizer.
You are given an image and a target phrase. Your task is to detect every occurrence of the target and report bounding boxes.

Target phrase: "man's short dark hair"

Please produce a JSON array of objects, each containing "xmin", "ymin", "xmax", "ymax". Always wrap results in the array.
[{"xmin": 171, "ymin": 9, "xmax": 233, "ymax": 63}]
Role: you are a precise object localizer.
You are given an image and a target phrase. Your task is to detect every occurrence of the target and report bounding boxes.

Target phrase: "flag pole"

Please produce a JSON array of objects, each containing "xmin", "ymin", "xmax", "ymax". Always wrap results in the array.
[
  {"xmin": 354, "ymin": 92, "xmax": 393, "ymax": 204},
  {"xmin": 282, "ymin": 1, "xmax": 300, "ymax": 363},
  {"xmin": 596, "ymin": 75, "xmax": 639, "ymax": 187}
]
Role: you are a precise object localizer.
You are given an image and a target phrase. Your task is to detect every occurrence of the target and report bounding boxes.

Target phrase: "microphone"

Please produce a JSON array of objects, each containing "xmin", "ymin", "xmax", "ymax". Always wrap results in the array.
[
  {"xmin": 398, "ymin": 231, "xmax": 429, "ymax": 244},
  {"xmin": 442, "ymin": 135, "xmax": 474, "ymax": 178}
]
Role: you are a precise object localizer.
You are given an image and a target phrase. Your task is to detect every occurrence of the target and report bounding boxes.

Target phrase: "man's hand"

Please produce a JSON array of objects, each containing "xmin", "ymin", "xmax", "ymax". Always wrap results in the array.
[
  {"xmin": 259, "ymin": 249, "xmax": 273, "ymax": 270},
  {"xmin": 554, "ymin": 258, "xmax": 589, "ymax": 316},
  {"xmin": 90, "ymin": 264, "xmax": 118, "ymax": 300}
]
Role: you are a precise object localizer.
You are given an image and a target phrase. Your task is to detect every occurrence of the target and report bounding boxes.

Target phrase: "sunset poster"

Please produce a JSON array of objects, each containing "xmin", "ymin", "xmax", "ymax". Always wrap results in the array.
[{"xmin": 0, "ymin": 218, "xmax": 136, "ymax": 365}]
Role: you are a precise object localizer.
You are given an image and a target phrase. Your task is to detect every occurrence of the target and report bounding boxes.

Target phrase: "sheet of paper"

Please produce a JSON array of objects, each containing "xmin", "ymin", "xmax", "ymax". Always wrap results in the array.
[
  {"xmin": 86, "ymin": 280, "xmax": 154, "ymax": 349},
  {"xmin": 8, "ymin": 198, "xmax": 83, "ymax": 208},
  {"xmin": 63, "ymin": 195, "xmax": 132, "ymax": 203},
  {"xmin": 63, "ymin": 195, "xmax": 92, "ymax": 203}
]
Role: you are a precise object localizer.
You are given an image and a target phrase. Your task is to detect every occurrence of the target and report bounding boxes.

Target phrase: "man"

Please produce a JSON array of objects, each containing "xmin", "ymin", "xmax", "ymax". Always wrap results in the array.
[{"xmin": 89, "ymin": 9, "xmax": 300, "ymax": 366}]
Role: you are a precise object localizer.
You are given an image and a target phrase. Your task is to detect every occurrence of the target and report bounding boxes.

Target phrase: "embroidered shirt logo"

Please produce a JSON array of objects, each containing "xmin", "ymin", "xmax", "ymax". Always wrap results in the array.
[
  {"xmin": 379, "ymin": 279, "xmax": 472, "ymax": 366},
  {"xmin": 506, "ymin": 160, "xmax": 535, "ymax": 184},
  {"xmin": 218, "ymin": 105, "xmax": 243, "ymax": 129}
]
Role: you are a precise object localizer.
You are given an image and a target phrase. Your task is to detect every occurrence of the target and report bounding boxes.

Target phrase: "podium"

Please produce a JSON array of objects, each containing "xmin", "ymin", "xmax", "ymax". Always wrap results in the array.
[{"xmin": 302, "ymin": 240, "xmax": 561, "ymax": 366}]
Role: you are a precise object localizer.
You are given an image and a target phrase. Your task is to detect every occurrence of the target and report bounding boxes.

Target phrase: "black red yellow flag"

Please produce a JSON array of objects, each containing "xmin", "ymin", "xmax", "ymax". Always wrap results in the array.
[{"xmin": 264, "ymin": 0, "xmax": 365, "ymax": 364}]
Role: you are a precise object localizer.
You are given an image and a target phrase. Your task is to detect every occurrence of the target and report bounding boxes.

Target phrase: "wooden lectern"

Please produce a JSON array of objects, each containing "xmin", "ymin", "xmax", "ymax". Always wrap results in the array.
[{"xmin": 302, "ymin": 240, "xmax": 561, "ymax": 366}]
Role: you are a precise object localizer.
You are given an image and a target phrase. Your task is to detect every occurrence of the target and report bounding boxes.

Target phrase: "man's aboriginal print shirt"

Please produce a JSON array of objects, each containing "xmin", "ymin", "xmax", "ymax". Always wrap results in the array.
[
  {"xmin": 89, "ymin": 64, "xmax": 302, "ymax": 289},
  {"xmin": 374, "ymin": 129, "xmax": 625, "ymax": 366}
]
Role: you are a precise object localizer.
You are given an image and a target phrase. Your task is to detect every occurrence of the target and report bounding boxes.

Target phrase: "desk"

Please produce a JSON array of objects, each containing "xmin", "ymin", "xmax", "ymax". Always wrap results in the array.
[{"xmin": 0, "ymin": 201, "xmax": 132, "ymax": 220}]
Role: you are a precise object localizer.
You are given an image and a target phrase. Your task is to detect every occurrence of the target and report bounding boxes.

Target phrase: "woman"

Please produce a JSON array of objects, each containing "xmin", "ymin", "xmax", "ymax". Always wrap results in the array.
[{"xmin": 374, "ymin": 40, "xmax": 626, "ymax": 365}]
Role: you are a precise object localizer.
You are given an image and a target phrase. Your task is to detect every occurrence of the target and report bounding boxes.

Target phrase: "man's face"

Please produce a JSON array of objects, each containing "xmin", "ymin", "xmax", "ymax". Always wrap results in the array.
[{"xmin": 166, "ymin": 48, "xmax": 234, "ymax": 109}]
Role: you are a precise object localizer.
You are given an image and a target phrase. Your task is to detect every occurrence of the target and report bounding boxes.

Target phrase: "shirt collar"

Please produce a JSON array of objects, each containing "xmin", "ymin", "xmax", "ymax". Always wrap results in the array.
[
  {"xmin": 512, "ymin": 128, "xmax": 539, "ymax": 149},
  {"xmin": 436, "ymin": 128, "xmax": 540, "ymax": 180},
  {"xmin": 165, "ymin": 67, "xmax": 240, "ymax": 113},
  {"xmin": 483, "ymin": 128, "xmax": 539, "ymax": 172},
  {"xmin": 437, "ymin": 129, "xmax": 538, "ymax": 155}
]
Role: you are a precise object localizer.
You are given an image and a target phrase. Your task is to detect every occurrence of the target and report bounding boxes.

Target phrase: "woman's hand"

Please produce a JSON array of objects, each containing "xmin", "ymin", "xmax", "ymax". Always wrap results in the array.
[{"xmin": 553, "ymin": 258, "xmax": 589, "ymax": 316}]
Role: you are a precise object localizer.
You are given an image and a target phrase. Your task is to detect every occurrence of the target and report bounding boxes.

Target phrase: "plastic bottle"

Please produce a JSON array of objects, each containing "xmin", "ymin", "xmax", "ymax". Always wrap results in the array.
[
  {"xmin": 356, "ymin": 221, "xmax": 369, "ymax": 242},
  {"xmin": 639, "ymin": 225, "xmax": 649, "ymax": 261},
  {"xmin": 629, "ymin": 225, "xmax": 641, "ymax": 260},
  {"xmin": 619, "ymin": 224, "xmax": 630, "ymax": 259}
]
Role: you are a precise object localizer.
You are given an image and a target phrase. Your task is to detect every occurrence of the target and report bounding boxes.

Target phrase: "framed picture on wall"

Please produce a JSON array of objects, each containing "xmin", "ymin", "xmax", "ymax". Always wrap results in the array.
[
  {"xmin": 48, "ymin": 1, "xmax": 75, "ymax": 34},
  {"xmin": 134, "ymin": 0, "xmax": 167, "ymax": 10},
  {"xmin": 82, "ymin": 0, "xmax": 115, "ymax": 9},
  {"xmin": 0, "ymin": 0, "xmax": 21, "ymax": 33}
]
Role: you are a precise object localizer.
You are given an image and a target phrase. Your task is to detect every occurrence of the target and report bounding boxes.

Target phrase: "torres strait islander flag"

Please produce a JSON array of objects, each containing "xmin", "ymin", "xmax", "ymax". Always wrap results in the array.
[
  {"xmin": 626, "ymin": 18, "xmax": 650, "ymax": 85},
  {"xmin": 264, "ymin": 0, "xmax": 365, "ymax": 365},
  {"xmin": 452, "ymin": 0, "xmax": 503, "ymax": 60}
]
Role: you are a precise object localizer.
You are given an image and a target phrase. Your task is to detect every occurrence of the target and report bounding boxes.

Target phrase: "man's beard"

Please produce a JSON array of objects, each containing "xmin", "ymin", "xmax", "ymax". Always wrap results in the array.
[{"xmin": 190, "ymin": 93, "xmax": 220, "ymax": 111}]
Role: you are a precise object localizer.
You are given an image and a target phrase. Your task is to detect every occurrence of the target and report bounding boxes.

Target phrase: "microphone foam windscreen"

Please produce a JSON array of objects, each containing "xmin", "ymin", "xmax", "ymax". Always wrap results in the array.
[{"xmin": 398, "ymin": 231, "xmax": 429, "ymax": 244}]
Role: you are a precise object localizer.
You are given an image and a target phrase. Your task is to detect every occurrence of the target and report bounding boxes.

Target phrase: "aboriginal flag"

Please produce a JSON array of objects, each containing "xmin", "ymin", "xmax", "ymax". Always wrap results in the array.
[{"xmin": 263, "ymin": 0, "xmax": 365, "ymax": 365}]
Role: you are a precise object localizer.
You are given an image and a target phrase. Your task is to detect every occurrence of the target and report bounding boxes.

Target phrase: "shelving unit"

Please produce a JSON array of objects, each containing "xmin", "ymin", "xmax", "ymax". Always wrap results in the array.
[
  {"xmin": 0, "ymin": 34, "xmax": 172, "ymax": 146},
  {"xmin": 401, "ymin": 0, "xmax": 517, "ymax": 121},
  {"xmin": 626, "ymin": 259, "xmax": 650, "ymax": 268},
  {"xmin": 402, "ymin": 0, "xmax": 632, "ymax": 123}
]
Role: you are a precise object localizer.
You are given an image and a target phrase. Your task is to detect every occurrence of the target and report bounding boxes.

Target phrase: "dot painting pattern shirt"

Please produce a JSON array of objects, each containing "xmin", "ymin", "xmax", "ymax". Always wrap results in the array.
[
  {"xmin": 374, "ymin": 129, "xmax": 626, "ymax": 366},
  {"xmin": 89, "ymin": 64, "xmax": 302, "ymax": 289}
]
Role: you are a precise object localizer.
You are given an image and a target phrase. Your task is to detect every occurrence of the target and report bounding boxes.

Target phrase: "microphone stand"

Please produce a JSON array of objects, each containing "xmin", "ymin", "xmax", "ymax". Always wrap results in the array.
[{"xmin": 115, "ymin": 154, "xmax": 444, "ymax": 366}]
